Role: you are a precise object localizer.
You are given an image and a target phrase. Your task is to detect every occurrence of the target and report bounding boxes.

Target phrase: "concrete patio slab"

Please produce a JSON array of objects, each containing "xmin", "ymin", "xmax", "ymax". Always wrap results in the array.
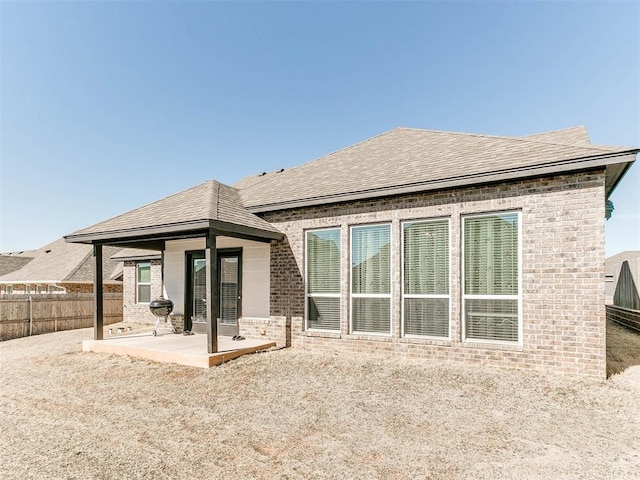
[{"xmin": 82, "ymin": 333, "xmax": 276, "ymax": 368}]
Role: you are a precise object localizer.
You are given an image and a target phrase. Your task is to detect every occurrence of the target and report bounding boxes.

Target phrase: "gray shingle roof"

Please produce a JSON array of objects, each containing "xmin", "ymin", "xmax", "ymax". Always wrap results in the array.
[
  {"xmin": 66, "ymin": 180, "xmax": 281, "ymax": 241},
  {"xmin": 0, "ymin": 256, "xmax": 33, "ymax": 276},
  {"xmin": 0, "ymin": 238, "xmax": 122, "ymax": 283},
  {"xmin": 520, "ymin": 126, "xmax": 592, "ymax": 147},
  {"xmin": 237, "ymin": 127, "xmax": 636, "ymax": 211}
]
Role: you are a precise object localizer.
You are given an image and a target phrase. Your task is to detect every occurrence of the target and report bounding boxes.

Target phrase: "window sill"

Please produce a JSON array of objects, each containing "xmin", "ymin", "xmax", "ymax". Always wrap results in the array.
[
  {"xmin": 400, "ymin": 336, "xmax": 452, "ymax": 347},
  {"xmin": 346, "ymin": 333, "xmax": 393, "ymax": 342},
  {"xmin": 462, "ymin": 340, "xmax": 523, "ymax": 351},
  {"xmin": 303, "ymin": 330, "xmax": 341, "ymax": 339}
]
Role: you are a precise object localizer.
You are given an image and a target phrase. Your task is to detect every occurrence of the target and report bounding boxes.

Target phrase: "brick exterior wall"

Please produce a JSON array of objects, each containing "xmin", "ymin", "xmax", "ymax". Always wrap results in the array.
[
  {"xmin": 264, "ymin": 170, "xmax": 607, "ymax": 378},
  {"xmin": 239, "ymin": 316, "xmax": 290, "ymax": 347},
  {"xmin": 122, "ymin": 260, "xmax": 163, "ymax": 324}
]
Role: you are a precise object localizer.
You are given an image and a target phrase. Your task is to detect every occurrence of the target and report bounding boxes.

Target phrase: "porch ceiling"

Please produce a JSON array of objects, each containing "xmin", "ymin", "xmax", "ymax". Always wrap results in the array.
[{"xmin": 64, "ymin": 180, "xmax": 282, "ymax": 247}]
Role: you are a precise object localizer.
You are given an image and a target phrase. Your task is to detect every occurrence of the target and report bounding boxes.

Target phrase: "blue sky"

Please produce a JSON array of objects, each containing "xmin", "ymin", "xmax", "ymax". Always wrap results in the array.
[{"xmin": 1, "ymin": 1, "xmax": 638, "ymax": 256}]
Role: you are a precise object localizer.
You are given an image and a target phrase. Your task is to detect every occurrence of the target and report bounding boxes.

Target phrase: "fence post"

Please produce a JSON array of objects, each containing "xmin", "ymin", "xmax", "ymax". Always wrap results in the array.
[{"xmin": 28, "ymin": 295, "xmax": 33, "ymax": 336}]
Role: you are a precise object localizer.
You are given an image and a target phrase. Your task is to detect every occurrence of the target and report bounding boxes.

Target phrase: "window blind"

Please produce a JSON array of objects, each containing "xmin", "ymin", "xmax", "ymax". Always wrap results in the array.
[
  {"xmin": 306, "ymin": 229, "xmax": 341, "ymax": 331},
  {"xmin": 464, "ymin": 213, "xmax": 519, "ymax": 343},
  {"xmin": 351, "ymin": 224, "xmax": 391, "ymax": 334},
  {"xmin": 403, "ymin": 220, "xmax": 449, "ymax": 337}
]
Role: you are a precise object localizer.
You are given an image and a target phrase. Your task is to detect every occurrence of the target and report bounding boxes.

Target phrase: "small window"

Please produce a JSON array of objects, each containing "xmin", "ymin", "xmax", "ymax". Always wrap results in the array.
[
  {"xmin": 351, "ymin": 224, "xmax": 391, "ymax": 334},
  {"xmin": 25, "ymin": 285, "xmax": 31, "ymax": 295},
  {"xmin": 306, "ymin": 228, "xmax": 341, "ymax": 331},
  {"xmin": 137, "ymin": 262, "xmax": 151, "ymax": 303},
  {"xmin": 463, "ymin": 212, "xmax": 521, "ymax": 343},
  {"xmin": 5, "ymin": 285, "xmax": 12, "ymax": 295},
  {"xmin": 402, "ymin": 219, "xmax": 450, "ymax": 337}
]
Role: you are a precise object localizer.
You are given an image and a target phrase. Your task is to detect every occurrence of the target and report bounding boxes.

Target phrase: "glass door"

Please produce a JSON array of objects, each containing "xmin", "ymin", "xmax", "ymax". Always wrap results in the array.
[{"xmin": 218, "ymin": 250, "xmax": 241, "ymax": 337}]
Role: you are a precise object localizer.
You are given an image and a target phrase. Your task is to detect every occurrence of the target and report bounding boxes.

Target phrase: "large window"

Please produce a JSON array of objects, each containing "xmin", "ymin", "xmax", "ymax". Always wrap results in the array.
[
  {"xmin": 136, "ymin": 262, "xmax": 151, "ymax": 304},
  {"xmin": 403, "ymin": 219, "xmax": 450, "ymax": 337},
  {"xmin": 463, "ymin": 212, "xmax": 520, "ymax": 343},
  {"xmin": 306, "ymin": 229, "xmax": 341, "ymax": 331},
  {"xmin": 351, "ymin": 224, "xmax": 391, "ymax": 334}
]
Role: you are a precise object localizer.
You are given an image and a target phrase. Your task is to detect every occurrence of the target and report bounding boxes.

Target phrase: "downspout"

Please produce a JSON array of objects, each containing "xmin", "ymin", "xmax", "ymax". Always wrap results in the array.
[{"xmin": 28, "ymin": 295, "xmax": 33, "ymax": 336}]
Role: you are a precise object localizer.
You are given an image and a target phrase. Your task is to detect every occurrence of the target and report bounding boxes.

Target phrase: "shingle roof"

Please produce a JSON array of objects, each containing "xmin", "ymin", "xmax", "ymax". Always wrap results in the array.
[
  {"xmin": 66, "ymin": 180, "xmax": 281, "ymax": 242},
  {"xmin": 0, "ymin": 255, "xmax": 33, "ymax": 276},
  {"xmin": 237, "ymin": 127, "xmax": 636, "ymax": 211},
  {"xmin": 0, "ymin": 238, "xmax": 122, "ymax": 283},
  {"xmin": 520, "ymin": 126, "xmax": 592, "ymax": 147}
]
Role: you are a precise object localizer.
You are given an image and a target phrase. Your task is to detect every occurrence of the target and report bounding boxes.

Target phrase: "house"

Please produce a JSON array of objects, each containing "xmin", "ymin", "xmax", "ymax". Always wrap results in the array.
[
  {"xmin": 0, "ymin": 238, "xmax": 124, "ymax": 295},
  {"xmin": 65, "ymin": 126, "xmax": 638, "ymax": 377}
]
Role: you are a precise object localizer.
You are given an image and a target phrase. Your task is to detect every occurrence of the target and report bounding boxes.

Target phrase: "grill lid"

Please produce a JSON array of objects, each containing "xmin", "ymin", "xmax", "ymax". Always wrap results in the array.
[{"xmin": 149, "ymin": 298, "xmax": 174, "ymax": 317}]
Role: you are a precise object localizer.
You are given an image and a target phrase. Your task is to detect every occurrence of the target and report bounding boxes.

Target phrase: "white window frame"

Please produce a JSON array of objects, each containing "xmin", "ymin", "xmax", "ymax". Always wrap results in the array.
[
  {"xmin": 5, "ymin": 285, "xmax": 12, "ymax": 295},
  {"xmin": 304, "ymin": 227, "xmax": 342, "ymax": 332},
  {"xmin": 350, "ymin": 223, "xmax": 392, "ymax": 336},
  {"xmin": 401, "ymin": 218, "xmax": 451, "ymax": 339},
  {"xmin": 136, "ymin": 262, "xmax": 151, "ymax": 304},
  {"xmin": 462, "ymin": 211, "xmax": 523, "ymax": 345}
]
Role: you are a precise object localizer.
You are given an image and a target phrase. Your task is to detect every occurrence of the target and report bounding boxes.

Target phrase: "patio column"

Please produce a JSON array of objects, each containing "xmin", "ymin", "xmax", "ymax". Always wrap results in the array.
[
  {"xmin": 205, "ymin": 232, "xmax": 219, "ymax": 353},
  {"xmin": 93, "ymin": 244, "xmax": 104, "ymax": 340}
]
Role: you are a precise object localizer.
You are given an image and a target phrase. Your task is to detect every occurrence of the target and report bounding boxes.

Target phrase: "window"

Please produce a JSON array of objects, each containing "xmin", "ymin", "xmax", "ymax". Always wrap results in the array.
[
  {"xmin": 463, "ymin": 212, "xmax": 521, "ymax": 343},
  {"xmin": 6, "ymin": 285, "xmax": 12, "ymax": 294},
  {"xmin": 403, "ymin": 219, "xmax": 450, "ymax": 337},
  {"xmin": 351, "ymin": 224, "xmax": 391, "ymax": 334},
  {"xmin": 136, "ymin": 262, "xmax": 151, "ymax": 303},
  {"xmin": 25, "ymin": 285, "xmax": 31, "ymax": 294},
  {"xmin": 306, "ymin": 229, "xmax": 341, "ymax": 331}
]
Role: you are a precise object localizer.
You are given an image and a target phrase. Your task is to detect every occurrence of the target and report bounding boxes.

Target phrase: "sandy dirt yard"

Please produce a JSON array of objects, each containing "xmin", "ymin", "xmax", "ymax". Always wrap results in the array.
[{"xmin": 1, "ymin": 321, "xmax": 640, "ymax": 480}]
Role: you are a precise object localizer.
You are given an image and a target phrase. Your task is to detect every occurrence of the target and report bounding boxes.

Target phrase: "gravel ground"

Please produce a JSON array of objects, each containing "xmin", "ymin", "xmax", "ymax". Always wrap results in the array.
[{"xmin": 1, "ymin": 321, "xmax": 639, "ymax": 480}]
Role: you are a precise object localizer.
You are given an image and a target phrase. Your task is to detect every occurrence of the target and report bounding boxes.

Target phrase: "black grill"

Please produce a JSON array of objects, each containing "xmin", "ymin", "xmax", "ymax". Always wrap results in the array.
[{"xmin": 149, "ymin": 298, "xmax": 174, "ymax": 317}]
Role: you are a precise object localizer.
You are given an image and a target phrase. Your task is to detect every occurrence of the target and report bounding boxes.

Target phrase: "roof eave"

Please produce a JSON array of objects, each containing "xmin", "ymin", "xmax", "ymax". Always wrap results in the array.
[
  {"xmin": 64, "ymin": 219, "xmax": 283, "ymax": 245},
  {"xmin": 111, "ymin": 254, "xmax": 163, "ymax": 262},
  {"xmin": 245, "ymin": 150, "xmax": 639, "ymax": 213},
  {"xmin": 64, "ymin": 220, "xmax": 213, "ymax": 245}
]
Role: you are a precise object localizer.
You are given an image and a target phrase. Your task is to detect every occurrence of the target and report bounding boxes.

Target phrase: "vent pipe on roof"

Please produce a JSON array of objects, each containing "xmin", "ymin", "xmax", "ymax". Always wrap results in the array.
[{"xmin": 605, "ymin": 199, "xmax": 615, "ymax": 220}]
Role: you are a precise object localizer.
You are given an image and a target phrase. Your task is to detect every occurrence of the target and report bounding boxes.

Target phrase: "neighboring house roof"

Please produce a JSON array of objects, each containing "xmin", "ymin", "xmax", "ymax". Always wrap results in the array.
[
  {"xmin": 236, "ymin": 127, "xmax": 637, "ymax": 212},
  {"xmin": 65, "ymin": 180, "xmax": 282, "ymax": 244},
  {"xmin": 108, "ymin": 249, "xmax": 162, "ymax": 281},
  {"xmin": 606, "ymin": 251, "xmax": 640, "ymax": 275},
  {"xmin": 0, "ymin": 255, "xmax": 34, "ymax": 276},
  {"xmin": 0, "ymin": 238, "xmax": 122, "ymax": 284}
]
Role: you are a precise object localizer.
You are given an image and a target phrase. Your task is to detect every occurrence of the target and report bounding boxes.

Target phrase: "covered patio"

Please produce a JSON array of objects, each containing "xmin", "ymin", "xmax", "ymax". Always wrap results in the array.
[{"xmin": 65, "ymin": 180, "xmax": 283, "ymax": 359}]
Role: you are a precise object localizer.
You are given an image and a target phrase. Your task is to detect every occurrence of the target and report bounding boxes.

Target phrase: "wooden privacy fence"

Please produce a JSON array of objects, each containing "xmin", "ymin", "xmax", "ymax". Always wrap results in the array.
[
  {"xmin": 606, "ymin": 305, "xmax": 640, "ymax": 333},
  {"xmin": 0, "ymin": 293, "xmax": 123, "ymax": 341}
]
